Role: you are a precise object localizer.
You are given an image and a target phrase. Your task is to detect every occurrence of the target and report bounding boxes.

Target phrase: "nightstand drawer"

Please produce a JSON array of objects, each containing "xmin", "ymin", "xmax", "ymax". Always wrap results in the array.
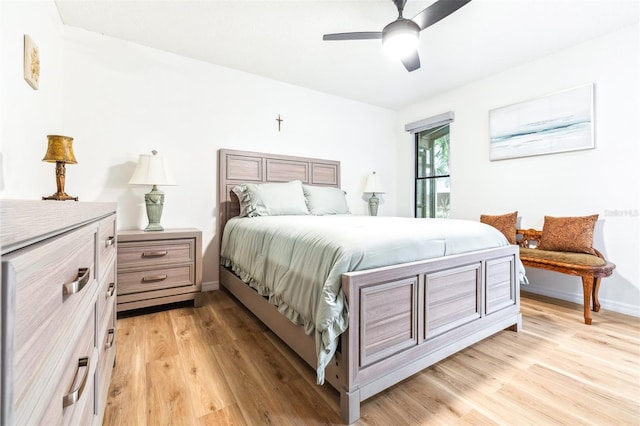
[
  {"xmin": 118, "ymin": 264, "xmax": 194, "ymax": 294},
  {"xmin": 116, "ymin": 228, "xmax": 202, "ymax": 312},
  {"xmin": 117, "ymin": 239, "xmax": 194, "ymax": 268}
]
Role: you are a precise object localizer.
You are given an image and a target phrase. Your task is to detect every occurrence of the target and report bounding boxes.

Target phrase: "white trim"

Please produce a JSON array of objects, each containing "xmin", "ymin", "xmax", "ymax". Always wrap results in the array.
[{"xmin": 524, "ymin": 286, "xmax": 640, "ymax": 318}]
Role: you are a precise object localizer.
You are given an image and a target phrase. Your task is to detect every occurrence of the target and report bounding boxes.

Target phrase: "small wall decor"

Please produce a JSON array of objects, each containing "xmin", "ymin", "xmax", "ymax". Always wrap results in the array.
[
  {"xmin": 24, "ymin": 34, "xmax": 40, "ymax": 90},
  {"xmin": 489, "ymin": 83, "xmax": 594, "ymax": 161}
]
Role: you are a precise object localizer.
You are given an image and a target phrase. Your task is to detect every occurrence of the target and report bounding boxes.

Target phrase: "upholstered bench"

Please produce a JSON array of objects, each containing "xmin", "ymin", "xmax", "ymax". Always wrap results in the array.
[
  {"xmin": 517, "ymin": 228, "xmax": 616, "ymax": 325},
  {"xmin": 480, "ymin": 211, "xmax": 616, "ymax": 325}
]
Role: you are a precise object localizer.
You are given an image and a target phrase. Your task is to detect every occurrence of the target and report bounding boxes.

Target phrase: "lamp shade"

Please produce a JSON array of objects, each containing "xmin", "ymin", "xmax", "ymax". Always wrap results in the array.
[
  {"xmin": 364, "ymin": 172, "xmax": 384, "ymax": 194},
  {"xmin": 128, "ymin": 150, "xmax": 176, "ymax": 186},
  {"xmin": 42, "ymin": 135, "xmax": 77, "ymax": 164}
]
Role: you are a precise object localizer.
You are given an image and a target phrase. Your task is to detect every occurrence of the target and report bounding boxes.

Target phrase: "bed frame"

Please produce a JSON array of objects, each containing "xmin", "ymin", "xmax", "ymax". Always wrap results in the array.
[{"xmin": 218, "ymin": 149, "xmax": 522, "ymax": 424}]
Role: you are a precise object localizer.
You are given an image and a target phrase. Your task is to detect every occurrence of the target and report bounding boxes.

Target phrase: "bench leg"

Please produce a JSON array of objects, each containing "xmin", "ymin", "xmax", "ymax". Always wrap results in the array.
[
  {"xmin": 580, "ymin": 274, "xmax": 593, "ymax": 325},
  {"xmin": 592, "ymin": 277, "xmax": 602, "ymax": 312}
]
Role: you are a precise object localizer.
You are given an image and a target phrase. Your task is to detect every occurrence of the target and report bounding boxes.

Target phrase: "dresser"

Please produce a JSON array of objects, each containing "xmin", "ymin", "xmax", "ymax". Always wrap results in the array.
[
  {"xmin": 116, "ymin": 228, "xmax": 202, "ymax": 312},
  {"xmin": 0, "ymin": 200, "xmax": 117, "ymax": 426}
]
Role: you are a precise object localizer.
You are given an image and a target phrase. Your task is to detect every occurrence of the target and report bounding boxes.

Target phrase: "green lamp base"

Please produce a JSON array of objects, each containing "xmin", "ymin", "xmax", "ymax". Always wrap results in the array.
[
  {"xmin": 368, "ymin": 193, "xmax": 379, "ymax": 216},
  {"xmin": 144, "ymin": 185, "xmax": 165, "ymax": 231}
]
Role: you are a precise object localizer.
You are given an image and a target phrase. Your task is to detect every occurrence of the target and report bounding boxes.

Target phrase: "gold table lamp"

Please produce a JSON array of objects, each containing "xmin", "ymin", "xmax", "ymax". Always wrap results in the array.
[{"xmin": 42, "ymin": 135, "xmax": 78, "ymax": 201}]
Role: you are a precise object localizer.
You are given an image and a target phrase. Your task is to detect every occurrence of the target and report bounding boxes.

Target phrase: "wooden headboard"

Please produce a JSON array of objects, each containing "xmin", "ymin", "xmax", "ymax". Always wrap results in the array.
[{"xmin": 218, "ymin": 149, "xmax": 341, "ymax": 236}]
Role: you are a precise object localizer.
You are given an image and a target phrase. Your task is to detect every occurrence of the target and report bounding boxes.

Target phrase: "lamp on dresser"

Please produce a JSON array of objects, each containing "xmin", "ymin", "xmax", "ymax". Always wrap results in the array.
[
  {"xmin": 128, "ymin": 150, "xmax": 176, "ymax": 231},
  {"xmin": 363, "ymin": 171, "xmax": 384, "ymax": 216},
  {"xmin": 42, "ymin": 135, "xmax": 78, "ymax": 201}
]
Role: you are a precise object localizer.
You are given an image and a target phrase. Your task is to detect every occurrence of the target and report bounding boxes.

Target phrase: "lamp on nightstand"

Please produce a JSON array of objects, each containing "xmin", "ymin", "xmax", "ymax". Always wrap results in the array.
[
  {"xmin": 128, "ymin": 150, "xmax": 176, "ymax": 231},
  {"xmin": 363, "ymin": 171, "xmax": 384, "ymax": 216}
]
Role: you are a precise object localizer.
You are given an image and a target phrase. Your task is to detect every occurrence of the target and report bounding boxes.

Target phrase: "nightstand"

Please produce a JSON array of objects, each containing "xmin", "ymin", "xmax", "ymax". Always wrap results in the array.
[{"xmin": 116, "ymin": 228, "xmax": 202, "ymax": 312}]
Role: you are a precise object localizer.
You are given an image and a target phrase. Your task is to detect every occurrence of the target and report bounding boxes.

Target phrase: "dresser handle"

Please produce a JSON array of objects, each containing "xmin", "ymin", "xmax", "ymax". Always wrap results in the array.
[
  {"xmin": 105, "ymin": 329, "xmax": 115, "ymax": 349},
  {"xmin": 62, "ymin": 356, "xmax": 90, "ymax": 408},
  {"xmin": 142, "ymin": 250, "xmax": 168, "ymax": 258},
  {"xmin": 63, "ymin": 268, "xmax": 90, "ymax": 296},
  {"xmin": 142, "ymin": 274, "xmax": 168, "ymax": 282},
  {"xmin": 106, "ymin": 282, "xmax": 116, "ymax": 298},
  {"xmin": 105, "ymin": 236, "xmax": 115, "ymax": 247}
]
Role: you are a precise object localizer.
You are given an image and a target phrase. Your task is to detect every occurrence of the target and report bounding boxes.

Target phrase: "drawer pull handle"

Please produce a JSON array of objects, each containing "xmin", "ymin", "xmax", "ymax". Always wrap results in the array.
[
  {"xmin": 142, "ymin": 274, "xmax": 168, "ymax": 282},
  {"xmin": 63, "ymin": 268, "xmax": 90, "ymax": 296},
  {"xmin": 105, "ymin": 329, "xmax": 115, "ymax": 349},
  {"xmin": 142, "ymin": 250, "xmax": 168, "ymax": 258},
  {"xmin": 106, "ymin": 236, "xmax": 115, "ymax": 247},
  {"xmin": 106, "ymin": 282, "xmax": 116, "ymax": 298},
  {"xmin": 62, "ymin": 356, "xmax": 90, "ymax": 408}
]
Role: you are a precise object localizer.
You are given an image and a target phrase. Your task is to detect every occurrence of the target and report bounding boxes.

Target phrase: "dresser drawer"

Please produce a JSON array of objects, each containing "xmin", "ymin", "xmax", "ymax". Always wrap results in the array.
[
  {"xmin": 118, "ymin": 264, "xmax": 194, "ymax": 294},
  {"xmin": 6, "ymin": 222, "xmax": 99, "ymax": 416},
  {"xmin": 97, "ymin": 262, "xmax": 117, "ymax": 333},
  {"xmin": 117, "ymin": 238, "xmax": 194, "ymax": 268},
  {"xmin": 98, "ymin": 214, "xmax": 117, "ymax": 280},
  {"xmin": 34, "ymin": 305, "xmax": 96, "ymax": 425},
  {"xmin": 96, "ymin": 307, "xmax": 117, "ymax": 418}
]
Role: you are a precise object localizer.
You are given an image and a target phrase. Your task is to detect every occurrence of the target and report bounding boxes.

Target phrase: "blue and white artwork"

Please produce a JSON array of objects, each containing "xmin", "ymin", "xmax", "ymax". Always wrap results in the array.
[{"xmin": 489, "ymin": 84, "xmax": 594, "ymax": 161}]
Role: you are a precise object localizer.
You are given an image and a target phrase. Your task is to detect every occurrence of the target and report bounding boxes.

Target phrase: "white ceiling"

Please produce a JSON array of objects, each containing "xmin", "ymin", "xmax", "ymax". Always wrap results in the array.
[{"xmin": 54, "ymin": 0, "xmax": 639, "ymax": 110}]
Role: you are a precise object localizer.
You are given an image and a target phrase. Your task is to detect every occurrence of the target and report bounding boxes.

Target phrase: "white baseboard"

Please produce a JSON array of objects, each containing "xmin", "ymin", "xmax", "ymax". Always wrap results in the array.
[
  {"xmin": 523, "ymin": 285, "xmax": 640, "ymax": 318},
  {"xmin": 202, "ymin": 280, "xmax": 219, "ymax": 292}
]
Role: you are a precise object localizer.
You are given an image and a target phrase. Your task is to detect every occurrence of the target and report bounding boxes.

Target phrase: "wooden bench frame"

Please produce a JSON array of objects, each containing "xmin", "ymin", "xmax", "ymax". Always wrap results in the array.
[{"xmin": 516, "ymin": 229, "xmax": 616, "ymax": 325}]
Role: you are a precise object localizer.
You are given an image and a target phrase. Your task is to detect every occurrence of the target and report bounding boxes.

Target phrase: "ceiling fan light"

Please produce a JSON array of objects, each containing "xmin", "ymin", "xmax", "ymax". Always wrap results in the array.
[{"xmin": 382, "ymin": 19, "xmax": 420, "ymax": 59}]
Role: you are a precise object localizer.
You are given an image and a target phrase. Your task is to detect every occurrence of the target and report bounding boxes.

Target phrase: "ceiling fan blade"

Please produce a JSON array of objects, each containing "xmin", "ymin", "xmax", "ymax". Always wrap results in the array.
[
  {"xmin": 323, "ymin": 32, "xmax": 383, "ymax": 41},
  {"xmin": 401, "ymin": 51, "xmax": 421, "ymax": 72},
  {"xmin": 412, "ymin": 0, "xmax": 472, "ymax": 31}
]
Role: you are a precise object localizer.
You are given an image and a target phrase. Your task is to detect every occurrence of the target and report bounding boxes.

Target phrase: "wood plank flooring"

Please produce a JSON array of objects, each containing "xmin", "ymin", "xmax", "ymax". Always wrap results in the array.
[{"xmin": 103, "ymin": 290, "xmax": 640, "ymax": 425}]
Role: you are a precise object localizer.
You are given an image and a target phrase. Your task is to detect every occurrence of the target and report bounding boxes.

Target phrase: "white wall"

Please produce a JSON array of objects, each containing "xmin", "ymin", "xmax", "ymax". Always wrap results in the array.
[
  {"xmin": 0, "ymin": 1, "xmax": 397, "ymax": 287},
  {"xmin": 397, "ymin": 24, "xmax": 640, "ymax": 316}
]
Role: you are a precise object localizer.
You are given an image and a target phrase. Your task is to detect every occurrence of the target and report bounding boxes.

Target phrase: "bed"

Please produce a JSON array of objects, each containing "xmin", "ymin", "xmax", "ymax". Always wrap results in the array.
[{"xmin": 218, "ymin": 149, "xmax": 522, "ymax": 424}]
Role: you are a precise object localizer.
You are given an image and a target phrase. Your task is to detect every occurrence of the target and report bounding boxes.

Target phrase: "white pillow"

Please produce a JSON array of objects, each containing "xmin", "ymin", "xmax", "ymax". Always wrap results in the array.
[
  {"xmin": 302, "ymin": 184, "xmax": 350, "ymax": 215},
  {"xmin": 243, "ymin": 180, "xmax": 310, "ymax": 217}
]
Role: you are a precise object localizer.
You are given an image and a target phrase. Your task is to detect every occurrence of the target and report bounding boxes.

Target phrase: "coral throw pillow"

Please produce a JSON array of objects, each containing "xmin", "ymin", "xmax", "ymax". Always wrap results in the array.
[
  {"xmin": 538, "ymin": 214, "xmax": 598, "ymax": 255},
  {"xmin": 480, "ymin": 211, "xmax": 518, "ymax": 245}
]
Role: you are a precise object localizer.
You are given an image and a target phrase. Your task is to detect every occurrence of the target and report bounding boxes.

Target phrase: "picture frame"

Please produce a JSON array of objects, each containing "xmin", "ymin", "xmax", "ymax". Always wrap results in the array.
[
  {"xmin": 24, "ymin": 34, "xmax": 40, "ymax": 90},
  {"xmin": 489, "ymin": 84, "xmax": 594, "ymax": 161}
]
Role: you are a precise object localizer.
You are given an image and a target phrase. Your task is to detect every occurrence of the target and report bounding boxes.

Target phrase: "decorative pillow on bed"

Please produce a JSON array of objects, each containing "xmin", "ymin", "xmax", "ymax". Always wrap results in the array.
[
  {"xmin": 480, "ymin": 211, "xmax": 518, "ymax": 245},
  {"xmin": 302, "ymin": 184, "xmax": 350, "ymax": 215},
  {"xmin": 538, "ymin": 214, "xmax": 598, "ymax": 255},
  {"xmin": 242, "ymin": 180, "xmax": 310, "ymax": 217},
  {"xmin": 231, "ymin": 185, "xmax": 249, "ymax": 217}
]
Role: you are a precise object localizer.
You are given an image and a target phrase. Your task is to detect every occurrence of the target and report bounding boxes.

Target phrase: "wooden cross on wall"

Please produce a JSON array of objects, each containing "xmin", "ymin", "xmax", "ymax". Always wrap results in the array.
[{"xmin": 276, "ymin": 114, "xmax": 283, "ymax": 131}]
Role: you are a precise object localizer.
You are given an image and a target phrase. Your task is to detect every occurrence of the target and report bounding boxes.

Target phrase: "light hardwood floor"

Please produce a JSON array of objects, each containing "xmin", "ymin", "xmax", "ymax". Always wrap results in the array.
[{"xmin": 104, "ymin": 290, "xmax": 640, "ymax": 425}]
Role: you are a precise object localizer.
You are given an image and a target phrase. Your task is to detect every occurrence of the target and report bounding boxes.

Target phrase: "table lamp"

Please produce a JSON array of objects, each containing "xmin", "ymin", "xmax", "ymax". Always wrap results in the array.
[
  {"xmin": 42, "ymin": 135, "xmax": 79, "ymax": 201},
  {"xmin": 128, "ymin": 150, "xmax": 176, "ymax": 231},
  {"xmin": 364, "ymin": 171, "xmax": 384, "ymax": 216}
]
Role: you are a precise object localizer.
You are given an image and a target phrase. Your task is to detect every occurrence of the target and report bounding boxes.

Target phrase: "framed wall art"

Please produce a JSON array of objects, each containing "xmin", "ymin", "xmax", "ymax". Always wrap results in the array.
[
  {"xmin": 24, "ymin": 34, "xmax": 40, "ymax": 90},
  {"xmin": 489, "ymin": 84, "xmax": 594, "ymax": 161}
]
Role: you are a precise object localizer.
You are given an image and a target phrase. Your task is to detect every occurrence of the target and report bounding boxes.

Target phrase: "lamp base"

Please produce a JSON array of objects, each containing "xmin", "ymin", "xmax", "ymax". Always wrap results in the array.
[
  {"xmin": 368, "ymin": 193, "xmax": 379, "ymax": 216},
  {"xmin": 144, "ymin": 185, "xmax": 165, "ymax": 232},
  {"xmin": 42, "ymin": 192, "xmax": 78, "ymax": 201}
]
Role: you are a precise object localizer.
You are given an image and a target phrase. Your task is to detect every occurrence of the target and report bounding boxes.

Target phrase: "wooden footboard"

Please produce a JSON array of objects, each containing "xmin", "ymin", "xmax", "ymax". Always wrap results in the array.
[
  {"xmin": 220, "ymin": 244, "xmax": 521, "ymax": 424},
  {"xmin": 337, "ymin": 244, "xmax": 521, "ymax": 423}
]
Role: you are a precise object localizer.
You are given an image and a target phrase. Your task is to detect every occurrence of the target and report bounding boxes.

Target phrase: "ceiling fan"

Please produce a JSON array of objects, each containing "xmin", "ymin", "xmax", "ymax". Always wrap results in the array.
[{"xmin": 323, "ymin": 0, "xmax": 472, "ymax": 72}]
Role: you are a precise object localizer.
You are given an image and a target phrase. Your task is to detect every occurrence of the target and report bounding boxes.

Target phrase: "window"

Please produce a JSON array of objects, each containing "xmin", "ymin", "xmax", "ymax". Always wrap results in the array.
[{"xmin": 415, "ymin": 124, "xmax": 450, "ymax": 218}]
